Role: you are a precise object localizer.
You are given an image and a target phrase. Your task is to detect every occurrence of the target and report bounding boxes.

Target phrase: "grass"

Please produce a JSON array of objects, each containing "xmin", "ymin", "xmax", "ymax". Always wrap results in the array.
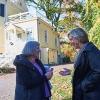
[{"xmin": 51, "ymin": 65, "xmax": 72, "ymax": 100}]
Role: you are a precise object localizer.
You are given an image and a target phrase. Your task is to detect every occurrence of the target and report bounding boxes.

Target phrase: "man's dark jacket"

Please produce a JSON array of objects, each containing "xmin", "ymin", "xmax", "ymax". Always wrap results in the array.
[
  {"xmin": 13, "ymin": 54, "xmax": 51, "ymax": 100},
  {"xmin": 72, "ymin": 42, "xmax": 100, "ymax": 100}
]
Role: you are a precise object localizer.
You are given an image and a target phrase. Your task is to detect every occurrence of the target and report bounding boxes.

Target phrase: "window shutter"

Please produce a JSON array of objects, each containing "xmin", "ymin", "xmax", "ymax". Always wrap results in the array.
[{"xmin": 0, "ymin": 3, "xmax": 5, "ymax": 17}]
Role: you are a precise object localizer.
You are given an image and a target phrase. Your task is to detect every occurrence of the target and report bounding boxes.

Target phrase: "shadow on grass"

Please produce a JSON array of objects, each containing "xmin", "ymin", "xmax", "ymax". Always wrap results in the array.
[{"xmin": 59, "ymin": 68, "xmax": 71, "ymax": 76}]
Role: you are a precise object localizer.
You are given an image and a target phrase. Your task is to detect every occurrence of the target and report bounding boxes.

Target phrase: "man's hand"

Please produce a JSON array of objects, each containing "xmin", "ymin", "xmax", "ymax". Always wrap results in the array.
[{"xmin": 45, "ymin": 70, "xmax": 53, "ymax": 80}]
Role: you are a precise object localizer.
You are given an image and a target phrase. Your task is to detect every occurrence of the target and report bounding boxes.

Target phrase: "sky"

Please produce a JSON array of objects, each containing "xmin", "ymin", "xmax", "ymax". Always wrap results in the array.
[
  {"xmin": 27, "ymin": 2, "xmax": 46, "ymax": 17},
  {"xmin": 27, "ymin": 0, "xmax": 84, "ymax": 21}
]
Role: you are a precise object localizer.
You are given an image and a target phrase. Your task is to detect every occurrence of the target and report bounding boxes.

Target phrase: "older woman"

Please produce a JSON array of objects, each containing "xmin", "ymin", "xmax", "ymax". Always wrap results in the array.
[
  {"xmin": 68, "ymin": 28, "xmax": 100, "ymax": 100},
  {"xmin": 13, "ymin": 41, "xmax": 53, "ymax": 100}
]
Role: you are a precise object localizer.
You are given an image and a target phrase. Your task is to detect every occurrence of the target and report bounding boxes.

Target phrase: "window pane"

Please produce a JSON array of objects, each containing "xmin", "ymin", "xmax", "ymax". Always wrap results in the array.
[
  {"xmin": 44, "ymin": 30, "xmax": 48, "ymax": 43},
  {"xmin": 0, "ymin": 3, "xmax": 5, "ymax": 17}
]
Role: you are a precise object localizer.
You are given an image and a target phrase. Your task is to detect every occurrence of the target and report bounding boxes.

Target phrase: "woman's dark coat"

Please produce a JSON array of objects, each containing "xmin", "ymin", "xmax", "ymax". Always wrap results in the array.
[
  {"xmin": 72, "ymin": 42, "xmax": 100, "ymax": 100},
  {"xmin": 13, "ymin": 54, "xmax": 51, "ymax": 100}
]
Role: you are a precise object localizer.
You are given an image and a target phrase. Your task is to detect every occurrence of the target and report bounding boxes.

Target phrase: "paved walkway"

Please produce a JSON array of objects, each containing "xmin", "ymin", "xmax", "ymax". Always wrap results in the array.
[
  {"xmin": 0, "ymin": 73, "xmax": 15, "ymax": 100},
  {"xmin": 0, "ymin": 64, "xmax": 73, "ymax": 100}
]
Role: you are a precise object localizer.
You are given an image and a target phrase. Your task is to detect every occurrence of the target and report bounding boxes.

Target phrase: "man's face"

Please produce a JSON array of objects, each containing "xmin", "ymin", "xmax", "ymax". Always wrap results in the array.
[{"xmin": 68, "ymin": 36, "xmax": 80, "ymax": 49}]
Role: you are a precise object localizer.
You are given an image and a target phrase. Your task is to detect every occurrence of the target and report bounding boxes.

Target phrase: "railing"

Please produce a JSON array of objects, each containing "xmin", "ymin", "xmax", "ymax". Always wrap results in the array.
[
  {"xmin": 8, "ymin": 12, "xmax": 33, "ymax": 22},
  {"xmin": 0, "ymin": 38, "xmax": 26, "ymax": 68},
  {"xmin": 8, "ymin": 11, "xmax": 52, "ymax": 26},
  {"xmin": 0, "ymin": 55, "xmax": 14, "ymax": 68}
]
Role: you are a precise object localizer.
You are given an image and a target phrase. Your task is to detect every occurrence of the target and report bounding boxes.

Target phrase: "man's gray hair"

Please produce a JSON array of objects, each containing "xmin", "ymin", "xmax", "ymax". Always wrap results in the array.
[
  {"xmin": 22, "ymin": 41, "xmax": 40, "ymax": 56},
  {"xmin": 68, "ymin": 27, "xmax": 89, "ymax": 43}
]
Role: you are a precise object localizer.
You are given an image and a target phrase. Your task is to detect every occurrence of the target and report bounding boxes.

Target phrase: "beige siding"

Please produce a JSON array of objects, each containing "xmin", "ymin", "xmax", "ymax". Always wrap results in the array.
[
  {"xmin": 40, "ymin": 48, "xmax": 48, "ymax": 64},
  {"xmin": 8, "ymin": 0, "xmax": 28, "ymax": 15},
  {"xmin": 38, "ymin": 18, "xmax": 59, "ymax": 64},
  {"xmin": 38, "ymin": 19, "xmax": 56, "ymax": 48},
  {"xmin": 0, "ymin": 26, "xmax": 5, "ymax": 53}
]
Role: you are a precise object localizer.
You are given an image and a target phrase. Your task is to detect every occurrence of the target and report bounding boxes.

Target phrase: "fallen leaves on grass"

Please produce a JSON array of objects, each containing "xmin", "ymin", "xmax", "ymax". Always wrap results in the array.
[{"xmin": 51, "ymin": 70, "xmax": 72, "ymax": 100}]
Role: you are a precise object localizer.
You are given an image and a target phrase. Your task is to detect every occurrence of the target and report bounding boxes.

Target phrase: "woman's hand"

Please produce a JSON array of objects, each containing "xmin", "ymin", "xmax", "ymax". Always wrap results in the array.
[{"xmin": 45, "ymin": 70, "xmax": 53, "ymax": 80}]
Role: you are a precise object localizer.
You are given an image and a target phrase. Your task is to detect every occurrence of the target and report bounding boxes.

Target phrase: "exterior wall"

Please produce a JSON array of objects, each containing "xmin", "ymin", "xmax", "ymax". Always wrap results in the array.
[
  {"xmin": 0, "ymin": 0, "xmax": 28, "ymax": 16},
  {"xmin": 0, "ymin": 1, "xmax": 6, "ymax": 54},
  {"xmin": 40, "ymin": 48, "xmax": 48, "ymax": 64},
  {"xmin": 0, "ymin": 0, "xmax": 27, "ymax": 54},
  {"xmin": 0, "ymin": 17, "xmax": 4, "ymax": 26},
  {"xmin": 0, "ymin": 0, "xmax": 5, "ymax": 4},
  {"xmin": 0, "ymin": 26, "xmax": 5, "ymax": 54},
  {"xmin": 0, "ymin": 8, "xmax": 60, "ymax": 65},
  {"xmin": 5, "ymin": 24, "xmax": 25, "ymax": 56},
  {"xmin": 38, "ymin": 18, "xmax": 59, "ymax": 64},
  {"xmin": 37, "ymin": 18, "xmax": 54, "ymax": 48},
  {"xmin": 9, "ymin": 18, "xmax": 59, "ymax": 65},
  {"xmin": 14, "ymin": 19, "xmax": 38, "ymax": 41},
  {"xmin": 8, "ymin": 0, "xmax": 28, "ymax": 15},
  {"xmin": 4, "ymin": 19, "xmax": 39, "ymax": 56}
]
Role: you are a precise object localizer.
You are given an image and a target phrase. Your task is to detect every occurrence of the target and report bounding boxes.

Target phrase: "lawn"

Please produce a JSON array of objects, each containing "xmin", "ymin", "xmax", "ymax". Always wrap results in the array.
[{"xmin": 51, "ymin": 64, "xmax": 73, "ymax": 100}]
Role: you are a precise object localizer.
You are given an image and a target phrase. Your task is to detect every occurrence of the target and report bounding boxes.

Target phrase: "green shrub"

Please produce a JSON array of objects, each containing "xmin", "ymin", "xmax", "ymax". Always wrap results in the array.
[{"xmin": 89, "ymin": 18, "xmax": 100, "ymax": 49}]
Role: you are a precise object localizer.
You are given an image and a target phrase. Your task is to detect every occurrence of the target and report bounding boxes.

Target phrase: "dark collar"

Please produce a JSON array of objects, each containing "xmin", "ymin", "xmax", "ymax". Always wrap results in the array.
[{"xmin": 81, "ymin": 42, "xmax": 98, "ymax": 52}]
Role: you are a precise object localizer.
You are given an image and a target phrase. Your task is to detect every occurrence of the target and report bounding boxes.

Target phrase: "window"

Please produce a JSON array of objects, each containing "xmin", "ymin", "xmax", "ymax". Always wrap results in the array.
[
  {"xmin": 44, "ymin": 30, "xmax": 48, "ymax": 43},
  {"xmin": 55, "ymin": 37, "xmax": 59, "ymax": 47},
  {"xmin": 0, "ymin": 3, "xmax": 5, "ymax": 17},
  {"xmin": 6, "ymin": 30, "xmax": 15, "ymax": 40},
  {"xmin": 17, "ymin": 33, "xmax": 22, "ymax": 39},
  {"xmin": 19, "ymin": 2, "xmax": 22, "ymax": 6},
  {"xmin": 26, "ymin": 28, "xmax": 34, "ymax": 41},
  {"xmin": 55, "ymin": 38, "xmax": 57, "ymax": 47}
]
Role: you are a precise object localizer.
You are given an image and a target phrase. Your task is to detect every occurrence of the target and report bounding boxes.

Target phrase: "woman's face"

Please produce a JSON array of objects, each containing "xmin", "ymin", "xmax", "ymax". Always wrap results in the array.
[{"xmin": 32, "ymin": 45, "xmax": 41, "ymax": 59}]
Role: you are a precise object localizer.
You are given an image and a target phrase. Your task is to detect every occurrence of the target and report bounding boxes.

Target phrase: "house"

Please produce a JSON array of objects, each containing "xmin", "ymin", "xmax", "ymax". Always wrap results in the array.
[
  {"xmin": 0, "ymin": 0, "xmax": 28, "ymax": 54},
  {"xmin": 5, "ymin": 11, "xmax": 60, "ymax": 65},
  {"xmin": 0, "ymin": 1, "xmax": 60, "ymax": 65}
]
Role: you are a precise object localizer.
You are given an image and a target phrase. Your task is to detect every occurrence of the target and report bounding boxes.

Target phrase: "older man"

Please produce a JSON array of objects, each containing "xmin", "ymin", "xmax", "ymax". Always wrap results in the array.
[{"xmin": 68, "ymin": 28, "xmax": 100, "ymax": 100}]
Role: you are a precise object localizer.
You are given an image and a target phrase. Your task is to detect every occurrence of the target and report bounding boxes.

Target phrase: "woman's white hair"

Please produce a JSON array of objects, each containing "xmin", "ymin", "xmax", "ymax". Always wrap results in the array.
[{"xmin": 22, "ymin": 41, "xmax": 40, "ymax": 56}]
